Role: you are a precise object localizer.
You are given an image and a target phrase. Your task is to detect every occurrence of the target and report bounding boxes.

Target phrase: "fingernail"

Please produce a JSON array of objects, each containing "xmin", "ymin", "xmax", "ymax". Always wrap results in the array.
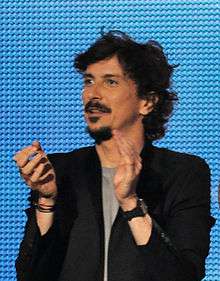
[{"xmin": 32, "ymin": 140, "xmax": 40, "ymax": 147}]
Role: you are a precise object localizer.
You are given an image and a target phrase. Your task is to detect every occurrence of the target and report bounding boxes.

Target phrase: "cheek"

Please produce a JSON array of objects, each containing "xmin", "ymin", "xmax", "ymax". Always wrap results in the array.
[{"xmin": 110, "ymin": 89, "xmax": 130, "ymax": 106}]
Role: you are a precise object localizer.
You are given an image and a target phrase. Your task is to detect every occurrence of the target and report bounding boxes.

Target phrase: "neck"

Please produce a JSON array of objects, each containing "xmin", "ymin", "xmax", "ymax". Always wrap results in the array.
[{"xmin": 96, "ymin": 127, "xmax": 145, "ymax": 168}]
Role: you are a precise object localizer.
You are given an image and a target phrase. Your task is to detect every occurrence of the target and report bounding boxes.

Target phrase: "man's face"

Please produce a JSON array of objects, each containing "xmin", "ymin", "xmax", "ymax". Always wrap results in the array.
[{"xmin": 82, "ymin": 55, "xmax": 144, "ymax": 139}]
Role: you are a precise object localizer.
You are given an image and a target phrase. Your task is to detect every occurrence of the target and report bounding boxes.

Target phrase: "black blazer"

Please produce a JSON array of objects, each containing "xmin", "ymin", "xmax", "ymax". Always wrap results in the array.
[{"xmin": 15, "ymin": 143, "xmax": 215, "ymax": 281}]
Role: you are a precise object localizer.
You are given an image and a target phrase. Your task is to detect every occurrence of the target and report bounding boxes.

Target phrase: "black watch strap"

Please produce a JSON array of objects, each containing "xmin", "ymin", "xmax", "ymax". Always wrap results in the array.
[{"xmin": 122, "ymin": 198, "xmax": 148, "ymax": 221}]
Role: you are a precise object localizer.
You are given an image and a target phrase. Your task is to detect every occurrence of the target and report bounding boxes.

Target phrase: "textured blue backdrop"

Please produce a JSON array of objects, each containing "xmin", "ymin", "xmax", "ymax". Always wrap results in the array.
[{"xmin": 0, "ymin": 1, "xmax": 219, "ymax": 280}]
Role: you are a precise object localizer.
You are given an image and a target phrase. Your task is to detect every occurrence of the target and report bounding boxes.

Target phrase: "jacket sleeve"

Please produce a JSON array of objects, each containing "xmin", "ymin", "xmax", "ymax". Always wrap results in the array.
[
  {"xmin": 15, "ymin": 203, "xmax": 58, "ymax": 281},
  {"xmin": 15, "ymin": 152, "xmax": 72, "ymax": 281},
  {"xmin": 137, "ymin": 157, "xmax": 215, "ymax": 281}
]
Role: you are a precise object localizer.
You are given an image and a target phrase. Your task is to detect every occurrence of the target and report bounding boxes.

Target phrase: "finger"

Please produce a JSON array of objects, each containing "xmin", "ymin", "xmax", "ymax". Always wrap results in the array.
[
  {"xmin": 13, "ymin": 141, "xmax": 42, "ymax": 167},
  {"xmin": 114, "ymin": 135, "xmax": 142, "ymax": 179},
  {"xmin": 123, "ymin": 140, "xmax": 140, "ymax": 161},
  {"xmin": 24, "ymin": 171, "xmax": 55, "ymax": 190},
  {"xmin": 20, "ymin": 151, "xmax": 46, "ymax": 175},
  {"xmin": 38, "ymin": 173, "xmax": 55, "ymax": 185},
  {"xmin": 134, "ymin": 159, "xmax": 142, "ymax": 175},
  {"xmin": 29, "ymin": 163, "xmax": 45, "ymax": 183},
  {"xmin": 39, "ymin": 162, "xmax": 53, "ymax": 175},
  {"xmin": 113, "ymin": 134, "xmax": 137, "ymax": 164},
  {"xmin": 29, "ymin": 162, "xmax": 53, "ymax": 183},
  {"xmin": 13, "ymin": 141, "xmax": 42, "ymax": 168},
  {"xmin": 28, "ymin": 141, "xmax": 43, "ymax": 161},
  {"xmin": 118, "ymin": 135, "xmax": 142, "ymax": 165},
  {"xmin": 113, "ymin": 131, "xmax": 138, "ymax": 155},
  {"xmin": 116, "ymin": 143, "xmax": 134, "ymax": 165},
  {"xmin": 121, "ymin": 159, "xmax": 141, "ymax": 179},
  {"xmin": 14, "ymin": 147, "xmax": 39, "ymax": 168}
]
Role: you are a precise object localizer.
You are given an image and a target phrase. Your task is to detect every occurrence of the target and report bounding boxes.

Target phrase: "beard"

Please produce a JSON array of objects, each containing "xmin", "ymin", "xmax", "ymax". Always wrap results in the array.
[{"xmin": 86, "ymin": 126, "xmax": 113, "ymax": 144}]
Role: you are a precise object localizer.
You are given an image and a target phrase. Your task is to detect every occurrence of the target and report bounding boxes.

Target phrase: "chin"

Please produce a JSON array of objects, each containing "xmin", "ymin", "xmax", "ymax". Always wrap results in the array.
[{"xmin": 86, "ymin": 126, "xmax": 113, "ymax": 144}]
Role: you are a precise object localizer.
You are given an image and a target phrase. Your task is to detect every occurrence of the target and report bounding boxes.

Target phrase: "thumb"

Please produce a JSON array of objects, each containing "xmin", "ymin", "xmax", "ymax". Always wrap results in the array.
[{"xmin": 32, "ymin": 140, "xmax": 42, "ymax": 151}]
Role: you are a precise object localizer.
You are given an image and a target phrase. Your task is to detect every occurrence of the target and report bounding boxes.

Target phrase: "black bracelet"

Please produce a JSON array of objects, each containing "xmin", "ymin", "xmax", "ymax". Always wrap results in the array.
[{"xmin": 33, "ymin": 202, "xmax": 56, "ymax": 213}]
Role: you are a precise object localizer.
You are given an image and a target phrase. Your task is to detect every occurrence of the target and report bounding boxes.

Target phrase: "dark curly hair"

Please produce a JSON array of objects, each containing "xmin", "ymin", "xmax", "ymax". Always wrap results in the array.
[{"xmin": 74, "ymin": 30, "xmax": 178, "ymax": 141}]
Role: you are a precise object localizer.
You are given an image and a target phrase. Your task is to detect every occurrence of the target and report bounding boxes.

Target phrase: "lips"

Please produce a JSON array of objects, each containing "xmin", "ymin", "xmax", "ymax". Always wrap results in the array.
[
  {"xmin": 86, "ymin": 108, "xmax": 108, "ymax": 124},
  {"xmin": 87, "ymin": 107, "xmax": 109, "ymax": 114}
]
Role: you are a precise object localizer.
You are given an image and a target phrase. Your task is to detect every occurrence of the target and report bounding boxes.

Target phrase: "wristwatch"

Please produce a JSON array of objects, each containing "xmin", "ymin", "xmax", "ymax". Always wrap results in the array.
[{"xmin": 122, "ymin": 198, "xmax": 148, "ymax": 221}]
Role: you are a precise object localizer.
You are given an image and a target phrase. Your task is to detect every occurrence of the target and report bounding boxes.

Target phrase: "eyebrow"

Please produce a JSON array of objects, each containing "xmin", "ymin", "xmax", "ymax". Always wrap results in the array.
[{"xmin": 83, "ymin": 73, "xmax": 124, "ymax": 79}]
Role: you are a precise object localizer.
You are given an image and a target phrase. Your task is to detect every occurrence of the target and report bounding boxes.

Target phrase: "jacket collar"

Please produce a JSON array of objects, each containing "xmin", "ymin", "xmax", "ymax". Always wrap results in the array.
[{"xmin": 87, "ymin": 141, "xmax": 163, "ymax": 222}]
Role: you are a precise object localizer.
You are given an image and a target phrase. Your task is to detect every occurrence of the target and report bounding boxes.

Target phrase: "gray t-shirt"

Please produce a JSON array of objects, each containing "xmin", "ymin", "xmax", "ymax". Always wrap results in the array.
[{"xmin": 102, "ymin": 167, "xmax": 119, "ymax": 281}]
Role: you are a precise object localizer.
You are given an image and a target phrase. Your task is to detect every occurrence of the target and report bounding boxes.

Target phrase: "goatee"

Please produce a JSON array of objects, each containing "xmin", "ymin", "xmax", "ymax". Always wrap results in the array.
[{"xmin": 86, "ymin": 126, "xmax": 113, "ymax": 144}]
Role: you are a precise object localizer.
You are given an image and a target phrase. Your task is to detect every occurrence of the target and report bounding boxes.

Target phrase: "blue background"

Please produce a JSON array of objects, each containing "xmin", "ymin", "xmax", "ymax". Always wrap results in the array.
[{"xmin": 0, "ymin": 1, "xmax": 219, "ymax": 280}]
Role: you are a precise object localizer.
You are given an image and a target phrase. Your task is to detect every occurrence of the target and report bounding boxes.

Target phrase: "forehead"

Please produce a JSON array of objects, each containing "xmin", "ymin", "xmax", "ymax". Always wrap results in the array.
[{"xmin": 84, "ymin": 55, "xmax": 126, "ymax": 77}]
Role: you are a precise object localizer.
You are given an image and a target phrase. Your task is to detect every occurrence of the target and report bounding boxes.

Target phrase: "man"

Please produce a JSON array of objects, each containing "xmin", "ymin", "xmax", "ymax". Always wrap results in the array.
[{"xmin": 14, "ymin": 31, "xmax": 214, "ymax": 281}]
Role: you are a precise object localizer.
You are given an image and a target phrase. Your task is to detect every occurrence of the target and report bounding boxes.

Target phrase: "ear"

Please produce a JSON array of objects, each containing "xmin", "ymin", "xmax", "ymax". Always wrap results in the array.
[{"xmin": 139, "ymin": 93, "xmax": 159, "ymax": 116}]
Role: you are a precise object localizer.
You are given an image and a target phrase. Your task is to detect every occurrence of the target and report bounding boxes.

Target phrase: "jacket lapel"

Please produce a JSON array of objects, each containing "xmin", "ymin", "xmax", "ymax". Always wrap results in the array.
[
  {"xmin": 84, "ymin": 146, "xmax": 104, "ymax": 228},
  {"xmin": 137, "ymin": 142, "xmax": 166, "ymax": 226},
  {"xmin": 84, "ymin": 147, "xmax": 105, "ymax": 280}
]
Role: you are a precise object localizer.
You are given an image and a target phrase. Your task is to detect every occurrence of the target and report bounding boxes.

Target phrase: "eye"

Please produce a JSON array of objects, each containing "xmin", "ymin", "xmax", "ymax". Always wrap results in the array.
[
  {"xmin": 105, "ymin": 79, "xmax": 118, "ymax": 86},
  {"xmin": 84, "ymin": 78, "xmax": 94, "ymax": 86}
]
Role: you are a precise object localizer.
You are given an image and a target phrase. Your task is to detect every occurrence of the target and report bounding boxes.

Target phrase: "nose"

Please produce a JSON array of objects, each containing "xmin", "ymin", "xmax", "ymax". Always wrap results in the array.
[{"xmin": 84, "ymin": 83, "xmax": 103, "ymax": 101}]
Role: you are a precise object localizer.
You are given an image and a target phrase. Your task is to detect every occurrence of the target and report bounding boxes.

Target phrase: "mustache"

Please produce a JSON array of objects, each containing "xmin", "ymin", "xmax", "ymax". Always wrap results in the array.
[{"xmin": 85, "ymin": 101, "xmax": 112, "ymax": 113}]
